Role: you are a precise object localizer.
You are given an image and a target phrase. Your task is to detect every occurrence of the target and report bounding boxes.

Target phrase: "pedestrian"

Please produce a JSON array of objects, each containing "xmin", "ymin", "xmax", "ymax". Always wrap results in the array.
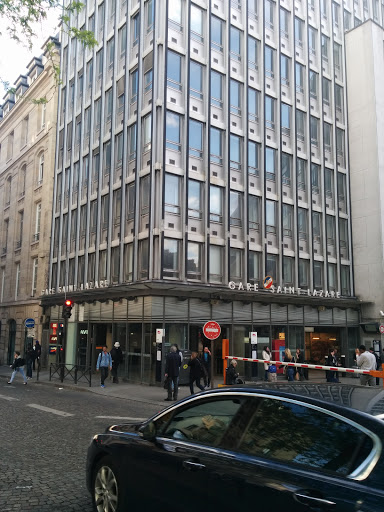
[
  {"xmin": 369, "ymin": 347, "xmax": 381, "ymax": 386},
  {"xmin": 110, "ymin": 342, "xmax": 123, "ymax": 383},
  {"xmin": 226, "ymin": 359, "xmax": 239, "ymax": 385},
  {"xmin": 262, "ymin": 346, "xmax": 271, "ymax": 382},
  {"xmin": 96, "ymin": 345, "xmax": 112, "ymax": 388},
  {"xmin": 170, "ymin": 343, "xmax": 183, "ymax": 393},
  {"xmin": 188, "ymin": 351, "xmax": 205, "ymax": 394},
  {"xmin": 33, "ymin": 340, "xmax": 41, "ymax": 370},
  {"xmin": 281, "ymin": 348, "xmax": 295, "ymax": 381},
  {"xmin": 268, "ymin": 363, "xmax": 277, "ymax": 382},
  {"xmin": 326, "ymin": 349, "xmax": 340, "ymax": 383},
  {"xmin": 296, "ymin": 348, "xmax": 305, "ymax": 381},
  {"xmin": 202, "ymin": 346, "xmax": 211, "ymax": 388},
  {"xmin": 26, "ymin": 343, "xmax": 34, "ymax": 379},
  {"xmin": 164, "ymin": 345, "xmax": 181, "ymax": 401},
  {"xmin": 7, "ymin": 351, "xmax": 28, "ymax": 385},
  {"xmin": 355, "ymin": 345, "xmax": 376, "ymax": 386}
]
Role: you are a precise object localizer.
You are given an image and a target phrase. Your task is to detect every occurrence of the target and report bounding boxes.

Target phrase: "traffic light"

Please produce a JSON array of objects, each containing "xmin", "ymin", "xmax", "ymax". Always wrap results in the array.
[{"xmin": 62, "ymin": 299, "xmax": 73, "ymax": 319}]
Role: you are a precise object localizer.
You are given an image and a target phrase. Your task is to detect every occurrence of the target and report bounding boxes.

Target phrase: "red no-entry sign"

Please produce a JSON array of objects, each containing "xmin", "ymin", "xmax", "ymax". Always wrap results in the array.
[{"xmin": 203, "ymin": 321, "xmax": 221, "ymax": 340}]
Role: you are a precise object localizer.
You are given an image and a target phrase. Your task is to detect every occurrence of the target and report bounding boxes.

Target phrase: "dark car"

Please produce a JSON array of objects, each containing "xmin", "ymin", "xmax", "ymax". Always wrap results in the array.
[{"xmin": 86, "ymin": 388, "xmax": 384, "ymax": 512}]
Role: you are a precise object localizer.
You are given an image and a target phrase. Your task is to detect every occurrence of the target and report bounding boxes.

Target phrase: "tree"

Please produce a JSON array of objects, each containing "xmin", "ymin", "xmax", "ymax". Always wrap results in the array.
[{"xmin": 0, "ymin": 0, "xmax": 97, "ymax": 97}]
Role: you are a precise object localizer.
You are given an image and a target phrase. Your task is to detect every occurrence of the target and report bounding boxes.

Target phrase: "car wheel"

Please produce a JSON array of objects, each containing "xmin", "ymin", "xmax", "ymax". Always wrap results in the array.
[{"xmin": 92, "ymin": 456, "xmax": 126, "ymax": 512}]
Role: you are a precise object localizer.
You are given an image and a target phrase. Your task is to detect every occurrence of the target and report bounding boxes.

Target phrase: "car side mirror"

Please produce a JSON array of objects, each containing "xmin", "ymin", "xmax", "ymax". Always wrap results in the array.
[{"xmin": 139, "ymin": 421, "xmax": 156, "ymax": 441}]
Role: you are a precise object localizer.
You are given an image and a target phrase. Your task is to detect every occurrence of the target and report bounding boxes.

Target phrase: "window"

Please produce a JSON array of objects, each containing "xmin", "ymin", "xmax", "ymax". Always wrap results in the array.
[
  {"xmin": 190, "ymin": 61, "xmax": 203, "ymax": 99},
  {"xmin": 189, "ymin": 120, "xmax": 203, "ymax": 158},
  {"xmin": 187, "ymin": 242, "xmax": 202, "ymax": 280},
  {"xmin": 281, "ymin": 55, "xmax": 290, "ymax": 86},
  {"xmin": 325, "ymin": 169, "xmax": 334, "ymax": 198},
  {"xmin": 248, "ymin": 142, "xmax": 260, "ymax": 176},
  {"xmin": 309, "ymin": 27, "xmax": 317, "ymax": 55},
  {"xmin": 210, "ymin": 127, "xmax": 223, "ymax": 165},
  {"xmin": 249, "ymin": 251, "xmax": 260, "ymax": 283},
  {"xmin": 31, "ymin": 258, "xmax": 38, "ymax": 297},
  {"xmin": 166, "ymin": 111, "xmax": 181, "ymax": 151},
  {"xmin": 230, "ymin": 26, "xmax": 241, "ymax": 61},
  {"xmin": 115, "ymin": 132, "xmax": 123, "ymax": 171},
  {"xmin": 265, "ymin": 0, "xmax": 274, "ymax": 29},
  {"xmin": 164, "ymin": 174, "xmax": 181, "ymax": 214},
  {"xmin": 130, "ymin": 69, "xmax": 138, "ymax": 104},
  {"xmin": 211, "ymin": 71, "xmax": 223, "ymax": 108},
  {"xmin": 124, "ymin": 244, "xmax": 133, "ymax": 282},
  {"xmin": 211, "ymin": 16, "xmax": 223, "ymax": 52},
  {"xmin": 324, "ymin": 123, "xmax": 332, "ymax": 153},
  {"xmin": 326, "ymin": 215, "xmax": 336, "ymax": 246},
  {"xmin": 335, "ymin": 85, "xmax": 343, "ymax": 115},
  {"xmin": 106, "ymin": 37, "xmax": 114, "ymax": 74},
  {"xmin": 129, "ymin": 124, "xmax": 137, "ymax": 161},
  {"xmin": 339, "ymin": 218, "xmax": 349, "ymax": 258},
  {"xmin": 34, "ymin": 203, "xmax": 41, "ymax": 242},
  {"xmin": 334, "ymin": 42, "xmax": 342, "ymax": 72},
  {"xmin": 209, "ymin": 245, "xmax": 223, "ymax": 283},
  {"xmin": 248, "ymin": 88, "xmax": 259, "ymax": 123},
  {"xmin": 266, "ymin": 254, "xmax": 278, "ymax": 279},
  {"xmin": 230, "ymin": 248, "xmax": 242, "ymax": 279},
  {"xmin": 299, "ymin": 259, "xmax": 309, "ymax": 287},
  {"xmin": 337, "ymin": 172, "xmax": 347, "ymax": 207},
  {"xmin": 265, "ymin": 147, "xmax": 276, "ymax": 182},
  {"xmin": 249, "ymin": 195, "xmax": 260, "ymax": 230},
  {"xmin": 19, "ymin": 164, "xmax": 26, "ymax": 197},
  {"xmin": 280, "ymin": 8, "xmax": 289, "ymax": 39},
  {"xmin": 191, "ymin": 4, "xmax": 203, "ymax": 41},
  {"xmin": 230, "ymin": 80, "xmax": 241, "ymax": 116},
  {"xmin": 296, "ymin": 110, "xmax": 305, "ymax": 142},
  {"xmin": 118, "ymin": 24, "xmax": 127, "ymax": 59},
  {"xmin": 281, "ymin": 153, "xmax": 292, "ymax": 186},
  {"xmin": 167, "ymin": 50, "xmax": 182, "ymax": 90},
  {"xmin": 283, "ymin": 257, "xmax": 294, "ymax": 285},
  {"xmin": 314, "ymin": 261, "xmax": 323, "ymax": 289},
  {"xmin": 230, "ymin": 134, "xmax": 241, "ymax": 170},
  {"xmin": 266, "ymin": 200, "xmax": 276, "ymax": 234},
  {"xmin": 21, "ymin": 116, "xmax": 28, "ymax": 147},
  {"xmin": 126, "ymin": 183, "xmax": 135, "ymax": 221},
  {"xmin": 341, "ymin": 266, "xmax": 351, "ymax": 295},
  {"xmin": 298, "ymin": 208, "xmax": 308, "ymax": 240},
  {"xmin": 230, "ymin": 191, "xmax": 242, "ymax": 227},
  {"xmin": 41, "ymin": 102, "xmax": 46, "ymax": 128},
  {"xmin": 15, "ymin": 263, "xmax": 20, "ymax": 299},
  {"xmin": 143, "ymin": 113, "xmax": 152, "ymax": 151},
  {"xmin": 265, "ymin": 96, "xmax": 275, "ymax": 129},
  {"xmin": 281, "ymin": 103, "xmax": 291, "ymax": 136},
  {"xmin": 313, "ymin": 211, "xmax": 322, "ymax": 243},
  {"xmin": 336, "ymin": 128, "xmax": 345, "ymax": 162},
  {"xmin": 17, "ymin": 210, "xmax": 24, "ymax": 248},
  {"xmin": 294, "ymin": 17, "xmax": 303, "ymax": 47},
  {"xmin": 323, "ymin": 78, "xmax": 331, "ymax": 106},
  {"xmin": 188, "ymin": 180, "xmax": 202, "ymax": 219},
  {"xmin": 169, "ymin": 0, "xmax": 182, "ymax": 31},
  {"xmin": 321, "ymin": 35, "xmax": 329, "ymax": 61},
  {"xmin": 311, "ymin": 163, "xmax": 320, "ymax": 195},
  {"xmin": 265, "ymin": 46, "xmax": 275, "ymax": 78},
  {"xmin": 328, "ymin": 263, "xmax": 337, "ymax": 291},
  {"xmin": 7, "ymin": 131, "xmax": 14, "ymax": 160},
  {"xmin": 248, "ymin": 36, "xmax": 258, "ymax": 70},
  {"xmin": 144, "ymin": 68, "xmax": 153, "ymax": 94},
  {"xmin": 283, "ymin": 204, "xmax": 293, "ymax": 237},
  {"xmin": 310, "ymin": 71, "xmax": 318, "ymax": 99},
  {"xmin": 132, "ymin": 12, "xmax": 140, "ymax": 46},
  {"xmin": 146, "ymin": 0, "xmax": 154, "ymax": 32},
  {"xmin": 163, "ymin": 239, "xmax": 180, "ymax": 278},
  {"xmin": 296, "ymin": 63, "xmax": 304, "ymax": 94},
  {"xmin": 210, "ymin": 186, "xmax": 223, "ymax": 223},
  {"xmin": 310, "ymin": 117, "xmax": 319, "ymax": 147}
]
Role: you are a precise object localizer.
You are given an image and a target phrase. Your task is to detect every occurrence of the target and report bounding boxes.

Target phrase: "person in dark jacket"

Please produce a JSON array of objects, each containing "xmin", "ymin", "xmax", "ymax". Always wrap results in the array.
[
  {"xmin": 326, "ymin": 349, "xmax": 339, "ymax": 383},
  {"xmin": 26, "ymin": 344, "xmax": 34, "ymax": 379},
  {"xmin": 165, "ymin": 346, "xmax": 181, "ymax": 401},
  {"xmin": 226, "ymin": 359, "xmax": 239, "ymax": 385},
  {"xmin": 202, "ymin": 346, "xmax": 211, "ymax": 388},
  {"xmin": 295, "ymin": 348, "xmax": 304, "ymax": 381},
  {"xmin": 188, "ymin": 351, "xmax": 205, "ymax": 395},
  {"xmin": 8, "ymin": 351, "xmax": 28, "ymax": 385},
  {"xmin": 33, "ymin": 340, "xmax": 41, "ymax": 370},
  {"xmin": 110, "ymin": 342, "xmax": 124, "ymax": 383}
]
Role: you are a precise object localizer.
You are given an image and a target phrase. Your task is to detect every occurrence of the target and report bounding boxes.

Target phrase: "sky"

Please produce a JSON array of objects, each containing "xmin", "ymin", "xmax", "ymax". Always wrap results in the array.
[{"xmin": 0, "ymin": 8, "xmax": 61, "ymax": 98}]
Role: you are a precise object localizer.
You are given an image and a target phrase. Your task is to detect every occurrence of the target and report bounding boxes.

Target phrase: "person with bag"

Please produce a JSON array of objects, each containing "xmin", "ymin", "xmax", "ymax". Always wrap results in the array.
[
  {"xmin": 295, "ymin": 348, "xmax": 305, "ymax": 381},
  {"xmin": 33, "ymin": 340, "xmax": 41, "ymax": 370},
  {"xmin": 164, "ymin": 345, "xmax": 181, "ymax": 401},
  {"xmin": 262, "ymin": 346, "xmax": 271, "ymax": 381},
  {"xmin": 96, "ymin": 346, "xmax": 112, "ymax": 388},
  {"xmin": 226, "ymin": 359, "xmax": 239, "ymax": 385},
  {"xmin": 7, "ymin": 351, "xmax": 28, "ymax": 385},
  {"xmin": 280, "ymin": 348, "xmax": 295, "ymax": 381},
  {"xmin": 268, "ymin": 363, "xmax": 277, "ymax": 382},
  {"xmin": 188, "ymin": 351, "xmax": 205, "ymax": 394}
]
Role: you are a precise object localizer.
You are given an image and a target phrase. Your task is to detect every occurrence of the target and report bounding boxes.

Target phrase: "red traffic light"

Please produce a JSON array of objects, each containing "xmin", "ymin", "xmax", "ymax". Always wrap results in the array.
[{"xmin": 65, "ymin": 299, "xmax": 72, "ymax": 307}]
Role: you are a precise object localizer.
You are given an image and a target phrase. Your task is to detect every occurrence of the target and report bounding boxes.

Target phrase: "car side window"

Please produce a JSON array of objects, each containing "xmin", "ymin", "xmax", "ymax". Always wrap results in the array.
[
  {"xmin": 237, "ymin": 398, "xmax": 373, "ymax": 476},
  {"xmin": 159, "ymin": 397, "xmax": 245, "ymax": 447}
]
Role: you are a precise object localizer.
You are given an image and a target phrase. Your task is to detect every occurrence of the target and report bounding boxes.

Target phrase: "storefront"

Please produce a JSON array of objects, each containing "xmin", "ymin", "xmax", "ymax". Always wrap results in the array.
[{"xmin": 40, "ymin": 282, "xmax": 361, "ymax": 385}]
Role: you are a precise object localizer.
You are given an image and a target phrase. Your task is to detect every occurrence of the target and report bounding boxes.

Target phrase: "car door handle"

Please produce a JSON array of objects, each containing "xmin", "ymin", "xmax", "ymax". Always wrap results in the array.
[
  {"xmin": 295, "ymin": 493, "xmax": 336, "ymax": 509},
  {"xmin": 182, "ymin": 460, "xmax": 206, "ymax": 471}
]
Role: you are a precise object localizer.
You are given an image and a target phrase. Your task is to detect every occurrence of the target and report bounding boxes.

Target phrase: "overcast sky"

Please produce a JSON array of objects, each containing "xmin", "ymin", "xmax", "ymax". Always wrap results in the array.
[{"xmin": 0, "ymin": 8, "xmax": 61, "ymax": 98}]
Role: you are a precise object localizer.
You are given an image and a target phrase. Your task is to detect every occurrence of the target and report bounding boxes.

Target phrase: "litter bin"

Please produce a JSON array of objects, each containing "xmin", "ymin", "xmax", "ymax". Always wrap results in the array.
[{"xmin": 178, "ymin": 349, "xmax": 191, "ymax": 385}]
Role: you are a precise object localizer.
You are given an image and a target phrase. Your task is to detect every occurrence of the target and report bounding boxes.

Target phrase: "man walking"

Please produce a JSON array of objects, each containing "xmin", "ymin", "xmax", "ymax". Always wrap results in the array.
[
  {"xmin": 369, "ymin": 347, "xmax": 381, "ymax": 386},
  {"xmin": 202, "ymin": 346, "xmax": 211, "ymax": 388},
  {"xmin": 110, "ymin": 342, "xmax": 123, "ymax": 383},
  {"xmin": 188, "ymin": 352, "xmax": 205, "ymax": 395},
  {"xmin": 33, "ymin": 340, "xmax": 41, "ymax": 370},
  {"xmin": 96, "ymin": 346, "xmax": 112, "ymax": 388},
  {"xmin": 164, "ymin": 346, "xmax": 181, "ymax": 401},
  {"xmin": 8, "ymin": 351, "xmax": 28, "ymax": 385},
  {"xmin": 355, "ymin": 345, "xmax": 376, "ymax": 386},
  {"xmin": 26, "ymin": 344, "xmax": 34, "ymax": 379}
]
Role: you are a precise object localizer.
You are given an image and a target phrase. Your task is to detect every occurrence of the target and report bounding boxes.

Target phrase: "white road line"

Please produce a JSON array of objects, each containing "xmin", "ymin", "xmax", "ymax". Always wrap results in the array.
[
  {"xmin": 95, "ymin": 416, "xmax": 146, "ymax": 421},
  {"xmin": 0, "ymin": 394, "xmax": 19, "ymax": 401},
  {"xmin": 27, "ymin": 404, "xmax": 74, "ymax": 417}
]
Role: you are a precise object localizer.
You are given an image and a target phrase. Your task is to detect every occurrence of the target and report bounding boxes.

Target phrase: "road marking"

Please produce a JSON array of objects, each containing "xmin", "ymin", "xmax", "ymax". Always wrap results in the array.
[
  {"xmin": 95, "ymin": 416, "xmax": 146, "ymax": 421},
  {"xmin": 0, "ymin": 394, "xmax": 19, "ymax": 401},
  {"xmin": 27, "ymin": 404, "xmax": 74, "ymax": 417}
]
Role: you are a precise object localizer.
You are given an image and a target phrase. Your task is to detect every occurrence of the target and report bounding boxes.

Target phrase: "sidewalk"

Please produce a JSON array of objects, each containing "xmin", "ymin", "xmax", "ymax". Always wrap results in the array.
[{"xmin": 1, "ymin": 364, "xmax": 383, "ymax": 414}]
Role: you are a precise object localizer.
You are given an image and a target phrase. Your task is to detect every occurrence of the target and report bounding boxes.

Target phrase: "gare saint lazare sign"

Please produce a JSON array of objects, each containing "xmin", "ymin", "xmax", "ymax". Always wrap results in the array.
[{"xmin": 228, "ymin": 281, "xmax": 342, "ymax": 299}]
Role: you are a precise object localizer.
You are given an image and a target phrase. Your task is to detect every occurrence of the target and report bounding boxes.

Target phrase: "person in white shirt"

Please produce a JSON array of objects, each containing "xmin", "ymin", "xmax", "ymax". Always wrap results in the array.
[
  {"xmin": 262, "ymin": 346, "xmax": 271, "ymax": 382},
  {"xmin": 355, "ymin": 345, "xmax": 376, "ymax": 386}
]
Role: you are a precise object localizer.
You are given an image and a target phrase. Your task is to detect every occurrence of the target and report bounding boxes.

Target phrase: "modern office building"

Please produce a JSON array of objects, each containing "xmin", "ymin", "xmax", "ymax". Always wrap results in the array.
[
  {"xmin": 42, "ymin": 0, "xmax": 381, "ymax": 384},
  {"xmin": 0, "ymin": 38, "xmax": 60, "ymax": 364},
  {"xmin": 345, "ymin": 19, "xmax": 384, "ymax": 352}
]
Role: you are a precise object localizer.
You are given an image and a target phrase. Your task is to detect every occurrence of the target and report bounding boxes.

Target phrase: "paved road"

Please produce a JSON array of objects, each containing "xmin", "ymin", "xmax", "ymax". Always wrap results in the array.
[{"xmin": 0, "ymin": 383, "xmax": 161, "ymax": 512}]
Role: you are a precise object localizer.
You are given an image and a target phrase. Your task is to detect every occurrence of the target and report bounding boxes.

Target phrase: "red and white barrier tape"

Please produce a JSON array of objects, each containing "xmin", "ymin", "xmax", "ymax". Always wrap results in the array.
[{"xmin": 225, "ymin": 356, "xmax": 371, "ymax": 375}]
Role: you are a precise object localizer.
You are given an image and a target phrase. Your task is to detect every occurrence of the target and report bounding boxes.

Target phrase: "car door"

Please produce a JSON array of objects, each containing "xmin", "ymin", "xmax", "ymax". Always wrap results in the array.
[
  {"xmin": 130, "ymin": 394, "xmax": 251, "ymax": 511},
  {"xmin": 227, "ymin": 395, "xmax": 384, "ymax": 512}
]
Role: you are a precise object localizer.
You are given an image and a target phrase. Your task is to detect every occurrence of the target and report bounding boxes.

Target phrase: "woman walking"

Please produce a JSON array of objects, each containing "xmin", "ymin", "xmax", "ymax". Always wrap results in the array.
[{"xmin": 282, "ymin": 348, "xmax": 295, "ymax": 381}]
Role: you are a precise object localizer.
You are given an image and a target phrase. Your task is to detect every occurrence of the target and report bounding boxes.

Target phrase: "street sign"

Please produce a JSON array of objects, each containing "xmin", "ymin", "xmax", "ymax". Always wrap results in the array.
[
  {"xmin": 25, "ymin": 318, "xmax": 35, "ymax": 329},
  {"xmin": 156, "ymin": 329, "xmax": 164, "ymax": 343},
  {"xmin": 203, "ymin": 321, "xmax": 221, "ymax": 340},
  {"xmin": 250, "ymin": 332, "xmax": 258, "ymax": 344},
  {"xmin": 379, "ymin": 325, "xmax": 384, "ymax": 334}
]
